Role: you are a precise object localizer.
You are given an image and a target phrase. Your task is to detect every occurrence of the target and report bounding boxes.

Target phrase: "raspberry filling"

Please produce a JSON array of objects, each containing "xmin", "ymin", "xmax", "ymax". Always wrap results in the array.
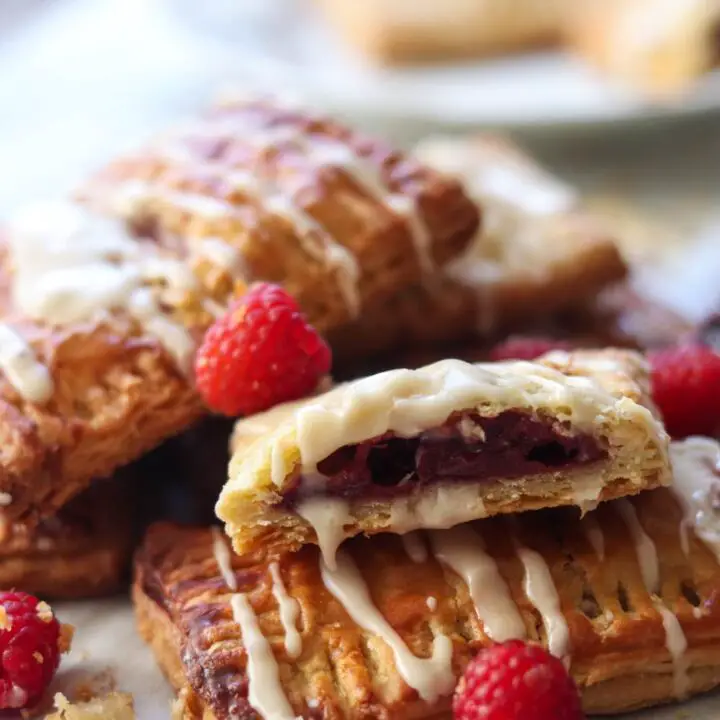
[{"xmin": 283, "ymin": 411, "xmax": 606, "ymax": 503}]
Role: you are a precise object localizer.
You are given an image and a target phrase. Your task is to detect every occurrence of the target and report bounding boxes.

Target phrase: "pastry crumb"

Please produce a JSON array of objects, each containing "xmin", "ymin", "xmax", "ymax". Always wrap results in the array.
[
  {"xmin": 46, "ymin": 692, "xmax": 135, "ymax": 719},
  {"xmin": 58, "ymin": 624, "xmax": 75, "ymax": 654}
]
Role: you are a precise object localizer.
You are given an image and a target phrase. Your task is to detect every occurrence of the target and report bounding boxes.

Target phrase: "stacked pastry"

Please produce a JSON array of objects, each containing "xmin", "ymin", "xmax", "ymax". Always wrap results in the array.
[
  {"xmin": 0, "ymin": 98, "xmax": 480, "ymax": 600},
  {"xmin": 134, "ymin": 349, "xmax": 720, "ymax": 716}
]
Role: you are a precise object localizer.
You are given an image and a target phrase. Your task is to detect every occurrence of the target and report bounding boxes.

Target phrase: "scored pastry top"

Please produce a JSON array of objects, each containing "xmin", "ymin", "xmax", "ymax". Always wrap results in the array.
[
  {"xmin": 82, "ymin": 95, "xmax": 480, "ymax": 331},
  {"xmin": 137, "ymin": 438, "xmax": 720, "ymax": 719},
  {"xmin": 218, "ymin": 349, "xmax": 671, "ymax": 561}
]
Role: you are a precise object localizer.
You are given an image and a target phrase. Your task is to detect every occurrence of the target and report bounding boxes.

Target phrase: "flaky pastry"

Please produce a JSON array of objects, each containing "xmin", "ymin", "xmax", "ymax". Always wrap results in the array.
[
  {"xmin": 0, "ymin": 99, "xmax": 477, "ymax": 523},
  {"xmin": 135, "ymin": 437, "xmax": 720, "ymax": 717},
  {"xmin": 329, "ymin": 135, "xmax": 626, "ymax": 362},
  {"xmin": 0, "ymin": 479, "xmax": 134, "ymax": 599},
  {"xmin": 218, "ymin": 349, "xmax": 670, "ymax": 562}
]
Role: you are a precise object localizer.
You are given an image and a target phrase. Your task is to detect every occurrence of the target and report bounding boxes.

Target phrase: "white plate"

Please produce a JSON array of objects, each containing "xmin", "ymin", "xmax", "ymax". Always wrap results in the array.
[{"xmin": 171, "ymin": 0, "xmax": 720, "ymax": 129}]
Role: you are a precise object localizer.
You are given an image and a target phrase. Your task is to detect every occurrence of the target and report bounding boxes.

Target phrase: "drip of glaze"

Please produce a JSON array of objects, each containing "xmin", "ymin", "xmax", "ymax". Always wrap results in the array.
[
  {"xmin": 426, "ymin": 597, "xmax": 437, "ymax": 611},
  {"xmin": 7, "ymin": 202, "xmax": 195, "ymax": 373},
  {"xmin": 581, "ymin": 514, "xmax": 605, "ymax": 561},
  {"xmin": 429, "ymin": 526, "xmax": 526, "ymax": 642},
  {"xmin": 0, "ymin": 324, "xmax": 53, "ymax": 404},
  {"xmin": 617, "ymin": 498, "xmax": 689, "ymax": 699},
  {"xmin": 230, "ymin": 594, "xmax": 297, "ymax": 720},
  {"xmin": 296, "ymin": 497, "xmax": 351, "ymax": 571},
  {"xmin": 616, "ymin": 499, "xmax": 659, "ymax": 594},
  {"xmin": 211, "ymin": 527, "xmax": 237, "ymax": 591},
  {"xmin": 668, "ymin": 438, "xmax": 720, "ymax": 560},
  {"xmin": 401, "ymin": 532, "xmax": 428, "ymax": 564},
  {"xmin": 269, "ymin": 562, "xmax": 302, "ymax": 659},
  {"xmin": 515, "ymin": 543, "xmax": 570, "ymax": 661},
  {"xmin": 320, "ymin": 549, "xmax": 455, "ymax": 704}
]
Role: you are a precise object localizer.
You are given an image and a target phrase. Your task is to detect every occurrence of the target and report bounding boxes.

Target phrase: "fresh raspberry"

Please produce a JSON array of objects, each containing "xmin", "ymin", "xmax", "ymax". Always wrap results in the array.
[
  {"xmin": 649, "ymin": 344, "xmax": 720, "ymax": 439},
  {"xmin": 0, "ymin": 592, "xmax": 67, "ymax": 709},
  {"xmin": 195, "ymin": 283, "xmax": 332, "ymax": 416},
  {"xmin": 453, "ymin": 640, "xmax": 584, "ymax": 720},
  {"xmin": 489, "ymin": 337, "xmax": 573, "ymax": 362}
]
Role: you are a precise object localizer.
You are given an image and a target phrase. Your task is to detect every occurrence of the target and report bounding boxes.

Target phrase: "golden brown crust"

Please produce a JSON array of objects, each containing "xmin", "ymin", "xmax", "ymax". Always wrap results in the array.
[
  {"xmin": 0, "ymin": 312, "xmax": 203, "ymax": 523},
  {"xmin": 0, "ymin": 479, "xmax": 134, "ymax": 598},
  {"xmin": 1, "ymin": 101, "xmax": 478, "ymax": 523},
  {"xmin": 219, "ymin": 349, "xmax": 670, "ymax": 558},
  {"xmin": 135, "ymin": 484, "xmax": 720, "ymax": 717},
  {"xmin": 329, "ymin": 135, "xmax": 627, "ymax": 363},
  {"xmin": 81, "ymin": 97, "xmax": 479, "ymax": 334}
]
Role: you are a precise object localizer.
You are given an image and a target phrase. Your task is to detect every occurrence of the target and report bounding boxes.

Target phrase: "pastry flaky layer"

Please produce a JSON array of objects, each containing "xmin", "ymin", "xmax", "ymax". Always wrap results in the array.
[
  {"xmin": 81, "ymin": 95, "xmax": 480, "ymax": 333},
  {"xmin": 0, "ymin": 98, "xmax": 478, "ymax": 524},
  {"xmin": 0, "ymin": 479, "xmax": 134, "ymax": 599},
  {"xmin": 135, "ymin": 438, "xmax": 720, "ymax": 718},
  {"xmin": 218, "ymin": 349, "xmax": 670, "ymax": 562},
  {"xmin": 328, "ymin": 135, "xmax": 627, "ymax": 362}
]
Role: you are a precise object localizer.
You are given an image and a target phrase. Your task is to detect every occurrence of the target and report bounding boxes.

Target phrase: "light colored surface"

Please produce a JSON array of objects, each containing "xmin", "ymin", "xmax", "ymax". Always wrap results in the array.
[
  {"xmin": 1, "ymin": 1, "xmax": 719, "ymax": 717},
  {"xmin": 170, "ymin": 0, "xmax": 720, "ymax": 128}
]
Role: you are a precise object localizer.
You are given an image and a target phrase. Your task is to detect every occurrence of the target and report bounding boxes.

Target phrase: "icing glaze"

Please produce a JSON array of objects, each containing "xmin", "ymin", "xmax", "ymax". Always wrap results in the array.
[
  {"xmin": 320, "ymin": 549, "xmax": 455, "ymax": 703},
  {"xmin": 230, "ymin": 594, "xmax": 297, "ymax": 720},
  {"xmin": 254, "ymin": 357, "xmax": 661, "ymax": 488},
  {"xmin": 668, "ymin": 437, "xmax": 720, "ymax": 560},
  {"xmin": 581, "ymin": 514, "xmax": 605, "ymax": 561},
  {"xmin": 516, "ymin": 544, "xmax": 570, "ymax": 661},
  {"xmin": 616, "ymin": 499, "xmax": 659, "ymax": 594},
  {"xmin": 269, "ymin": 562, "xmax": 302, "ymax": 659},
  {"xmin": 429, "ymin": 526, "xmax": 526, "ymax": 642},
  {"xmin": 401, "ymin": 532, "xmax": 429, "ymax": 564},
  {"xmin": 211, "ymin": 527, "xmax": 238, "ymax": 591},
  {"xmin": 0, "ymin": 324, "xmax": 53, "ymax": 404},
  {"xmin": 426, "ymin": 597, "xmax": 438, "ymax": 611},
  {"xmin": 617, "ymin": 496, "xmax": 690, "ymax": 698},
  {"xmin": 296, "ymin": 497, "xmax": 351, "ymax": 570},
  {"xmin": 7, "ymin": 202, "xmax": 195, "ymax": 372}
]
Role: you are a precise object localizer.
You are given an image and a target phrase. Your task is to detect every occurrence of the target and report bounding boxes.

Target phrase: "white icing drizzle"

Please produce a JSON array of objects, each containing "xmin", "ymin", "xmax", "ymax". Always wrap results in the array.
[
  {"xmin": 617, "ymin": 497, "xmax": 689, "ymax": 698},
  {"xmin": 616, "ymin": 499, "xmax": 659, "ymax": 594},
  {"xmin": 401, "ymin": 532, "xmax": 429, "ymax": 564},
  {"xmin": 668, "ymin": 437, "xmax": 720, "ymax": 560},
  {"xmin": 0, "ymin": 492, "xmax": 12, "ymax": 507},
  {"xmin": 656, "ymin": 603, "xmax": 690, "ymax": 699},
  {"xmin": 7, "ymin": 202, "xmax": 195, "ymax": 372},
  {"xmin": 211, "ymin": 527, "xmax": 237, "ymax": 591},
  {"xmin": 0, "ymin": 324, "xmax": 53, "ymax": 404},
  {"xmin": 320, "ymin": 549, "xmax": 455, "ymax": 703},
  {"xmin": 389, "ymin": 484, "xmax": 487, "ymax": 534},
  {"xmin": 269, "ymin": 562, "xmax": 302, "ymax": 659},
  {"xmin": 426, "ymin": 597, "xmax": 437, "ymax": 612},
  {"xmin": 581, "ymin": 514, "xmax": 605, "ymax": 561},
  {"xmin": 230, "ymin": 594, "xmax": 297, "ymax": 720},
  {"xmin": 429, "ymin": 526, "xmax": 526, "ymax": 642},
  {"xmin": 296, "ymin": 497, "xmax": 351, "ymax": 570},
  {"xmin": 515, "ymin": 545, "xmax": 570, "ymax": 661}
]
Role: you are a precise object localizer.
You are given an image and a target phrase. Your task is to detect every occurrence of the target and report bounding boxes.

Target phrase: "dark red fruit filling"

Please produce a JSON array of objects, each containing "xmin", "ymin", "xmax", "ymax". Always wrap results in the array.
[{"xmin": 283, "ymin": 410, "xmax": 606, "ymax": 503}]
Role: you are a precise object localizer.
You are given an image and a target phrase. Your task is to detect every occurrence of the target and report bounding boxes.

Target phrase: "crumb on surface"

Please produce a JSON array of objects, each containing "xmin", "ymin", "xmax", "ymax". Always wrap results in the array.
[
  {"xmin": 59, "ymin": 624, "xmax": 75, "ymax": 654},
  {"xmin": 45, "ymin": 691, "xmax": 135, "ymax": 719}
]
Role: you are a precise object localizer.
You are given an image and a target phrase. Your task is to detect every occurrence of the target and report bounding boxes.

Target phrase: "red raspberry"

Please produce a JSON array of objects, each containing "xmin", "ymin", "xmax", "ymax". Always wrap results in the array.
[
  {"xmin": 453, "ymin": 640, "xmax": 584, "ymax": 720},
  {"xmin": 195, "ymin": 283, "xmax": 332, "ymax": 416},
  {"xmin": 489, "ymin": 337, "xmax": 573, "ymax": 362},
  {"xmin": 0, "ymin": 592, "xmax": 68, "ymax": 709},
  {"xmin": 649, "ymin": 344, "xmax": 720, "ymax": 439}
]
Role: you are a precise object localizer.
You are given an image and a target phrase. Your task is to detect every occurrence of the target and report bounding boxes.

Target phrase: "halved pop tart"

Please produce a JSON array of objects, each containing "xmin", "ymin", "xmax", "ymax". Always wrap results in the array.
[{"xmin": 217, "ymin": 349, "xmax": 670, "ymax": 565}]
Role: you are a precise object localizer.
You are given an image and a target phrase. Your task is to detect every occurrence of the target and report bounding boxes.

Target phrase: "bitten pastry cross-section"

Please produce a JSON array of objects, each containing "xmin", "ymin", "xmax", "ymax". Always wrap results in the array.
[
  {"xmin": 135, "ymin": 437, "xmax": 720, "ymax": 719},
  {"xmin": 217, "ymin": 349, "xmax": 670, "ymax": 564}
]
